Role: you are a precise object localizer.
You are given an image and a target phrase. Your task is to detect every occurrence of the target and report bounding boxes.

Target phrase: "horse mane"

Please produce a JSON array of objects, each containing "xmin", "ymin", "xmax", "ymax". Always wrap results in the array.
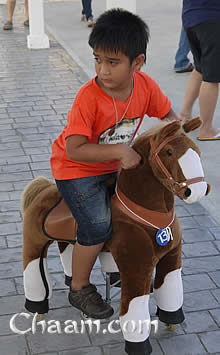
[{"xmin": 21, "ymin": 176, "xmax": 54, "ymax": 214}]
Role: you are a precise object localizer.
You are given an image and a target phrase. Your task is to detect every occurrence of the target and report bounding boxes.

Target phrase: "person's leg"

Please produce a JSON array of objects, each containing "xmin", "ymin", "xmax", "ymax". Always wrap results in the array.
[
  {"xmin": 7, "ymin": 0, "xmax": 16, "ymax": 22},
  {"xmin": 56, "ymin": 174, "xmax": 116, "ymax": 318},
  {"xmin": 174, "ymin": 27, "xmax": 192, "ymax": 72},
  {"xmin": 82, "ymin": 0, "xmax": 93, "ymax": 26},
  {"xmin": 71, "ymin": 242, "xmax": 104, "ymax": 290},
  {"xmin": 3, "ymin": 0, "xmax": 16, "ymax": 29},
  {"xmin": 178, "ymin": 69, "xmax": 202, "ymax": 121},
  {"xmin": 24, "ymin": 0, "xmax": 29, "ymax": 22},
  {"xmin": 198, "ymin": 82, "xmax": 220, "ymax": 138}
]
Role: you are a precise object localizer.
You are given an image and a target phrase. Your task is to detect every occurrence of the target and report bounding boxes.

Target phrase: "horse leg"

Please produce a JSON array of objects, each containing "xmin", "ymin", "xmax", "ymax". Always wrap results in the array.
[
  {"xmin": 23, "ymin": 229, "xmax": 53, "ymax": 315},
  {"xmin": 109, "ymin": 227, "xmax": 155, "ymax": 355},
  {"xmin": 153, "ymin": 244, "xmax": 185, "ymax": 326},
  {"xmin": 57, "ymin": 241, "xmax": 74, "ymax": 287}
]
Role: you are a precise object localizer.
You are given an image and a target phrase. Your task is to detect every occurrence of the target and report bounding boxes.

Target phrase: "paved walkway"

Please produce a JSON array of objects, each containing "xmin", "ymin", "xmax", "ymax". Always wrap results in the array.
[{"xmin": 0, "ymin": 1, "xmax": 220, "ymax": 354}]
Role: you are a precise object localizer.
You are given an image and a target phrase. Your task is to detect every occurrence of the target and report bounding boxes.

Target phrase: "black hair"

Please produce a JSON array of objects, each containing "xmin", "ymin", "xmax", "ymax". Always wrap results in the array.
[{"xmin": 88, "ymin": 8, "xmax": 150, "ymax": 64}]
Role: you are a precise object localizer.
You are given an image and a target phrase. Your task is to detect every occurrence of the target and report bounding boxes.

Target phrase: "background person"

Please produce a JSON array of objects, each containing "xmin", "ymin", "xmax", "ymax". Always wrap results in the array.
[
  {"xmin": 3, "ymin": 0, "xmax": 29, "ymax": 30},
  {"xmin": 81, "ymin": 0, "xmax": 94, "ymax": 27},
  {"xmin": 174, "ymin": 26, "xmax": 193, "ymax": 73},
  {"xmin": 179, "ymin": 0, "xmax": 220, "ymax": 140}
]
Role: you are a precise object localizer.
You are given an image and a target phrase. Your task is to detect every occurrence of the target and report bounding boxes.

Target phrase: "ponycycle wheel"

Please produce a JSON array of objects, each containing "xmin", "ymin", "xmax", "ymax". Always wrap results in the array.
[{"xmin": 166, "ymin": 323, "xmax": 177, "ymax": 331}]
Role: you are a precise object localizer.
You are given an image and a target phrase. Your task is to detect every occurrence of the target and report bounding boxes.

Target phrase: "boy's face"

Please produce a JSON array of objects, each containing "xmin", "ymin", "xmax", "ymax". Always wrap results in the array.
[{"xmin": 93, "ymin": 49, "xmax": 138, "ymax": 93}]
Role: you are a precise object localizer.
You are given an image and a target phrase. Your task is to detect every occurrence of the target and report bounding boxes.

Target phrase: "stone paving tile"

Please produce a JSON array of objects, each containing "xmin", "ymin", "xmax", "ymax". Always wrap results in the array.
[
  {"xmin": 182, "ymin": 241, "xmax": 219, "ymax": 257},
  {"xmin": 26, "ymin": 307, "xmax": 90, "ymax": 354},
  {"xmin": 210, "ymin": 227, "xmax": 220, "ymax": 240},
  {"xmin": 59, "ymin": 347, "xmax": 103, "ymax": 355},
  {"xmin": 182, "ymin": 311, "xmax": 218, "ymax": 333},
  {"xmin": 183, "ymin": 290, "xmax": 219, "ymax": 312},
  {"xmin": 182, "ymin": 273, "xmax": 216, "ymax": 292},
  {"xmin": 0, "ymin": 335, "xmax": 29, "ymax": 355},
  {"xmin": 0, "ymin": 295, "xmax": 25, "ymax": 315},
  {"xmin": 0, "ymin": 279, "xmax": 17, "ymax": 297},
  {"xmin": 210, "ymin": 309, "xmax": 220, "ymax": 327},
  {"xmin": 159, "ymin": 334, "xmax": 207, "ymax": 355},
  {"xmin": 199, "ymin": 330, "xmax": 220, "ymax": 354},
  {"xmin": 183, "ymin": 256, "xmax": 220, "ymax": 274},
  {"xmin": 182, "ymin": 227, "xmax": 215, "ymax": 243}
]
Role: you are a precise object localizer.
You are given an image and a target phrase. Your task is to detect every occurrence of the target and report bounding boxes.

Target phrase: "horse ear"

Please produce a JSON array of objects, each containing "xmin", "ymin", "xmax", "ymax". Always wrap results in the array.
[
  {"xmin": 183, "ymin": 117, "xmax": 202, "ymax": 133},
  {"xmin": 160, "ymin": 120, "xmax": 181, "ymax": 139}
]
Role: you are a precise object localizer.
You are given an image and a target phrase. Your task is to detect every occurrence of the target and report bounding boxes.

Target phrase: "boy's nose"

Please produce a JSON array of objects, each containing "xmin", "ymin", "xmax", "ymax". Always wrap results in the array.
[{"xmin": 100, "ymin": 64, "xmax": 110, "ymax": 75}]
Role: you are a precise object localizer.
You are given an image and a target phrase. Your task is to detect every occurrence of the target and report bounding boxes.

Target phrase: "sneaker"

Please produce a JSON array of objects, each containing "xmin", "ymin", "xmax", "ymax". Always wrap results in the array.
[
  {"xmin": 69, "ymin": 283, "xmax": 114, "ymax": 319},
  {"xmin": 81, "ymin": 14, "xmax": 86, "ymax": 22},
  {"xmin": 24, "ymin": 19, "xmax": 29, "ymax": 27},
  {"xmin": 3, "ymin": 21, "xmax": 13, "ymax": 30},
  {"xmin": 87, "ymin": 17, "xmax": 94, "ymax": 27}
]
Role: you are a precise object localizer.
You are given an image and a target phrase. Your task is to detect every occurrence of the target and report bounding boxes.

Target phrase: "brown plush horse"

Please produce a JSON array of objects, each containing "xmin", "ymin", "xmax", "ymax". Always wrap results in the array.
[{"xmin": 21, "ymin": 118, "xmax": 210, "ymax": 355}]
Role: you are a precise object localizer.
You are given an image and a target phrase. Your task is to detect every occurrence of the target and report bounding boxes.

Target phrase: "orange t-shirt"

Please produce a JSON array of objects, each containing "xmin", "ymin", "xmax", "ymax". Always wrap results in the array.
[{"xmin": 50, "ymin": 71, "xmax": 171, "ymax": 180}]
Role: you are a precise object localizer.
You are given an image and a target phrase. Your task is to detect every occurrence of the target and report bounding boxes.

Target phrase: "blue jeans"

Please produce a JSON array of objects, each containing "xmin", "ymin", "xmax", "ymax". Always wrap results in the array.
[
  {"xmin": 174, "ymin": 27, "xmax": 191, "ymax": 71},
  {"xmin": 82, "ymin": 0, "xmax": 93, "ymax": 20},
  {"xmin": 56, "ymin": 173, "xmax": 117, "ymax": 246}
]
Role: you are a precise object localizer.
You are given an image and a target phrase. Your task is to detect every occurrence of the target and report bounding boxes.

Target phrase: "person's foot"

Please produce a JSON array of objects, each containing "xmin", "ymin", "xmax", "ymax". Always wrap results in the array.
[
  {"xmin": 175, "ymin": 63, "xmax": 194, "ymax": 73},
  {"xmin": 87, "ymin": 17, "xmax": 94, "ymax": 27},
  {"xmin": 197, "ymin": 128, "xmax": 220, "ymax": 140},
  {"xmin": 177, "ymin": 112, "xmax": 192, "ymax": 122},
  {"xmin": 3, "ymin": 21, "xmax": 13, "ymax": 30},
  {"xmin": 81, "ymin": 14, "xmax": 86, "ymax": 22},
  {"xmin": 69, "ymin": 283, "xmax": 114, "ymax": 319},
  {"xmin": 24, "ymin": 19, "xmax": 29, "ymax": 27}
]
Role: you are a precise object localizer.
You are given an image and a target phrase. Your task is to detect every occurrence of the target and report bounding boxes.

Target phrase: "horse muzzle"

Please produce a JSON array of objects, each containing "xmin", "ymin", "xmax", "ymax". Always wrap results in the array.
[{"xmin": 183, "ymin": 181, "xmax": 210, "ymax": 204}]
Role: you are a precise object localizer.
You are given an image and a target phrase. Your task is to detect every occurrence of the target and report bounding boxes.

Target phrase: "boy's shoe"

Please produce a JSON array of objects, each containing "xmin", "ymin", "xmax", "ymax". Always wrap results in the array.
[
  {"xmin": 3, "ymin": 21, "xmax": 13, "ymax": 30},
  {"xmin": 24, "ymin": 20, "xmax": 29, "ymax": 27},
  {"xmin": 87, "ymin": 17, "xmax": 94, "ymax": 27},
  {"xmin": 69, "ymin": 283, "xmax": 114, "ymax": 319},
  {"xmin": 81, "ymin": 14, "xmax": 86, "ymax": 22}
]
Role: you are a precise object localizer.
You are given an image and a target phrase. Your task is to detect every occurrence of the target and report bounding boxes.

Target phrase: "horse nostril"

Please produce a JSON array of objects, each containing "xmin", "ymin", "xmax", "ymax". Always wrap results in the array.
[{"xmin": 185, "ymin": 188, "xmax": 191, "ymax": 197}]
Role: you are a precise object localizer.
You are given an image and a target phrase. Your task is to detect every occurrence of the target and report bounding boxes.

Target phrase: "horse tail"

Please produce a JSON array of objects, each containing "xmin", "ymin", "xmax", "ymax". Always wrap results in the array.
[{"xmin": 21, "ymin": 176, "xmax": 54, "ymax": 214}]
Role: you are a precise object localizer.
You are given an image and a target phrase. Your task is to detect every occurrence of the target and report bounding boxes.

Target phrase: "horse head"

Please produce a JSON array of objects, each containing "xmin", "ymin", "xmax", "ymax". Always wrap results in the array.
[{"xmin": 148, "ymin": 117, "xmax": 210, "ymax": 203}]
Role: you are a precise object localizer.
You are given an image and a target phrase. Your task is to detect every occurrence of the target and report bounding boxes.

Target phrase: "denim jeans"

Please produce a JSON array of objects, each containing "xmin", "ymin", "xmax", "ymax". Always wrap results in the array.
[
  {"xmin": 174, "ymin": 27, "xmax": 191, "ymax": 71},
  {"xmin": 56, "ymin": 172, "xmax": 117, "ymax": 246},
  {"xmin": 82, "ymin": 0, "xmax": 93, "ymax": 20}
]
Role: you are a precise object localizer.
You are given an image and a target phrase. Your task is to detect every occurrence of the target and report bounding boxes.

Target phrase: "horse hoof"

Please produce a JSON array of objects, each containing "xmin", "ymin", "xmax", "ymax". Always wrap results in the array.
[{"xmin": 166, "ymin": 323, "xmax": 177, "ymax": 331}]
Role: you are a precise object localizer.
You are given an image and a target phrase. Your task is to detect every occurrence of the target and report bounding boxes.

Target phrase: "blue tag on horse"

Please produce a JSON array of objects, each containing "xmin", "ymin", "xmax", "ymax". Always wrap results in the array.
[{"xmin": 156, "ymin": 227, "xmax": 173, "ymax": 246}]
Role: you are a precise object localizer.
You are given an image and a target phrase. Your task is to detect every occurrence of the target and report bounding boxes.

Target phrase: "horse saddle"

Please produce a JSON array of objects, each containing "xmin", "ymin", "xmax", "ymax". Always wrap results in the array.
[{"xmin": 43, "ymin": 198, "xmax": 77, "ymax": 242}]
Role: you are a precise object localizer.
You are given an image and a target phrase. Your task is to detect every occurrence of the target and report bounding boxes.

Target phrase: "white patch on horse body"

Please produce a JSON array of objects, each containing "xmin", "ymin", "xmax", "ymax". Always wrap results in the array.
[
  {"xmin": 59, "ymin": 244, "xmax": 74, "ymax": 277},
  {"xmin": 178, "ymin": 148, "xmax": 207, "ymax": 203},
  {"xmin": 24, "ymin": 258, "xmax": 52, "ymax": 301},
  {"xmin": 120, "ymin": 295, "xmax": 150, "ymax": 342},
  {"xmin": 153, "ymin": 269, "xmax": 183, "ymax": 311}
]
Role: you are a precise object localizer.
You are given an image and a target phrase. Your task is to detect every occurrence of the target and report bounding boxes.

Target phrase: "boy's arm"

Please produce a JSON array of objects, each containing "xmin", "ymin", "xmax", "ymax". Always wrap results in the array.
[
  {"xmin": 66, "ymin": 134, "xmax": 141, "ymax": 170},
  {"xmin": 162, "ymin": 107, "xmax": 178, "ymax": 121}
]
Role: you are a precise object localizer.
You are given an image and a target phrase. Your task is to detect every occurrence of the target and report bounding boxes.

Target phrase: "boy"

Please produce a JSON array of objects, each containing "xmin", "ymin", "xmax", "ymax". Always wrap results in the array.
[{"xmin": 50, "ymin": 8, "xmax": 177, "ymax": 319}]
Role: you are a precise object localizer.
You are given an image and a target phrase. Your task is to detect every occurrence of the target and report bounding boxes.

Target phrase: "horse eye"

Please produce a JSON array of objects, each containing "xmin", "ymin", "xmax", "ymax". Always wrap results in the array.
[{"xmin": 167, "ymin": 149, "xmax": 173, "ymax": 156}]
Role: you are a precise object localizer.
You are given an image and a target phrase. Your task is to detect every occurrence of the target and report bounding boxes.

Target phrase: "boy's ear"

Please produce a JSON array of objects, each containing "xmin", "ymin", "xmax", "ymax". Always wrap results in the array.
[{"xmin": 132, "ymin": 54, "xmax": 145, "ymax": 71}]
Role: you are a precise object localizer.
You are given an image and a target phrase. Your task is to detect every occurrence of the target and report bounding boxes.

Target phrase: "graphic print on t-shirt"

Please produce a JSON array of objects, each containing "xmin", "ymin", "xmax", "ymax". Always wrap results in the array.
[{"xmin": 98, "ymin": 117, "xmax": 141, "ymax": 145}]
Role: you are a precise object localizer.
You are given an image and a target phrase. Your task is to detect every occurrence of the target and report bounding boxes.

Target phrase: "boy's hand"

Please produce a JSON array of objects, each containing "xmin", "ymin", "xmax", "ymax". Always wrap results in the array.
[{"xmin": 119, "ymin": 145, "xmax": 142, "ymax": 170}]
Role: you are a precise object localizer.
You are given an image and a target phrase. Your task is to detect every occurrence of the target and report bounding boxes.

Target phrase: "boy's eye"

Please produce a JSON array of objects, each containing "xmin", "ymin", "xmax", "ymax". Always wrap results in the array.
[
  {"xmin": 110, "ymin": 61, "xmax": 118, "ymax": 65},
  {"xmin": 94, "ymin": 57, "xmax": 101, "ymax": 63}
]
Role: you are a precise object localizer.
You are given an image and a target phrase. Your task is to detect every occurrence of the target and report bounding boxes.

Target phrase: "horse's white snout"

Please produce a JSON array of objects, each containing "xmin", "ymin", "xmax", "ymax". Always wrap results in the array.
[
  {"xmin": 178, "ymin": 148, "xmax": 207, "ymax": 204},
  {"xmin": 184, "ymin": 181, "xmax": 208, "ymax": 204}
]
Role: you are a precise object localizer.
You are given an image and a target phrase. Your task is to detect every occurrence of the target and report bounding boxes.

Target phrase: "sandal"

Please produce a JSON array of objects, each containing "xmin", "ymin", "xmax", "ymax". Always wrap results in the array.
[
  {"xmin": 3, "ymin": 21, "xmax": 13, "ymax": 30},
  {"xmin": 24, "ymin": 20, "xmax": 29, "ymax": 27}
]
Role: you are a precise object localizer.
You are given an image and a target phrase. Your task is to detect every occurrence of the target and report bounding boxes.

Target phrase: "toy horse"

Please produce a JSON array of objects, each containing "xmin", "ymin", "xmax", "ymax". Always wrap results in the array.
[{"xmin": 21, "ymin": 118, "xmax": 210, "ymax": 355}]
